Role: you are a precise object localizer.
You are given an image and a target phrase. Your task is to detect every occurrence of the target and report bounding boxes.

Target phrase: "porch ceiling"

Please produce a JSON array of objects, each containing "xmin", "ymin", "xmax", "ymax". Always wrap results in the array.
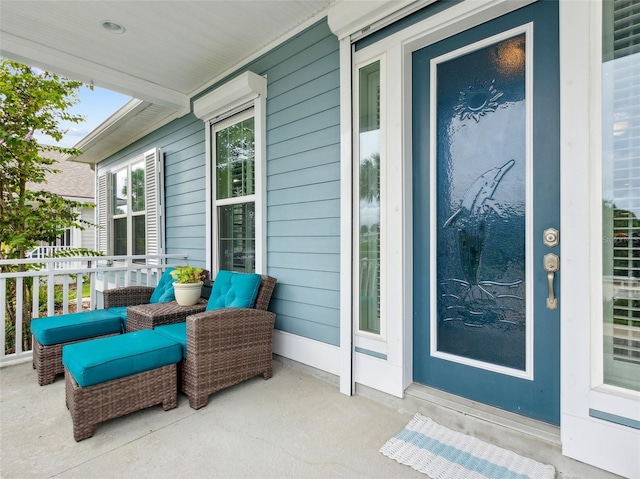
[{"xmin": 0, "ymin": 0, "xmax": 333, "ymax": 113}]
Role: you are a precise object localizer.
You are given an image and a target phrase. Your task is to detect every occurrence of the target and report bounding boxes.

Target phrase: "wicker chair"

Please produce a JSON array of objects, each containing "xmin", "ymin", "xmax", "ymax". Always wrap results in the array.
[{"xmin": 181, "ymin": 274, "xmax": 277, "ymax": 409}]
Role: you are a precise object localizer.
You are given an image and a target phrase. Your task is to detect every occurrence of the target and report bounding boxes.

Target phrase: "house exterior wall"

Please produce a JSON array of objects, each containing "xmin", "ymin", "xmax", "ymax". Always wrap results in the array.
[
  {"xmin": 96, "ymin": 19, "xmax": 341, "ymax": 347},
  {"xmin": 96, "ymin": 115, "xmax": 208, "ymax": 269},
  {"xmin": 90, "ymin": 3, "xmax": 640, "ymax": 476},
  {"xmin": 79, "ymin": 206, "xmax": 95, "ymax": 250}
]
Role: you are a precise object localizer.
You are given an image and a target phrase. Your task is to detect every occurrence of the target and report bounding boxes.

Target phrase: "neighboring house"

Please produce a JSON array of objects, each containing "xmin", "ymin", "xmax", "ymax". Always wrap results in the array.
[
  {"xmin": 2, "ymin": 1, "xmax": 639, "ymax": 477},
  {"xmin": 26, "ymin": 149, "xmax": 96, "ymax": 254}
]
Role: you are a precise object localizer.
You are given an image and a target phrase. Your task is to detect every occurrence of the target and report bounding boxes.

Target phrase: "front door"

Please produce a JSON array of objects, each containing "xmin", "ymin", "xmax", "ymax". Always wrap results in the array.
[{"xmin": 412, "ymin": 1, "xmax": 560, "ymax": 425}]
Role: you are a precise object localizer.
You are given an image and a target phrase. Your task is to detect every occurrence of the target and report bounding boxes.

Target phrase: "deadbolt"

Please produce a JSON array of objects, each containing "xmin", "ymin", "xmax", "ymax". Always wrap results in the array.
[{"xmin": 543, "ymin": 228, "xmax": 559, "ymax": 247}]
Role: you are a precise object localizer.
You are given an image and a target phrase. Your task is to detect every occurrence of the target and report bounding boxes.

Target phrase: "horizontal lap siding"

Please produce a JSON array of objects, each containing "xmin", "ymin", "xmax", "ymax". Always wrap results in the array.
[
  {"xmin": 96, "ymin": 114, "xmax": 208, "ymax": 271},
  {"xmin": 99, "ymin": 19, "xmax": 341, "ymax": 346},
  {"xmin": 256, "ymin": 19, "xmax": 341, "ymax": 346}
]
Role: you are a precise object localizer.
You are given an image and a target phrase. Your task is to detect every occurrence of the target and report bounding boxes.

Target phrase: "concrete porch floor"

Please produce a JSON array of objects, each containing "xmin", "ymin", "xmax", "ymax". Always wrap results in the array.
[{"xmin": 0, "ymin": 357, "xmax": 623, "ymax": 479}]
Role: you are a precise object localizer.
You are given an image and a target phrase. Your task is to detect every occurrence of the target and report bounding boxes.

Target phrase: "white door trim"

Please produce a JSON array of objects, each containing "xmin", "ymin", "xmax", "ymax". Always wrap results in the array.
[{"xmin": 560, "ymin": 1, "xmax": 640, "ymax": 478}]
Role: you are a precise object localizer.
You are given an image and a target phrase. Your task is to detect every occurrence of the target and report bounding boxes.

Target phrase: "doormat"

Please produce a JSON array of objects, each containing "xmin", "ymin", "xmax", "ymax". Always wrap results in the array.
[{"xmin": 380, "ymin": 413, "xmax": 556, "ymax": 479}]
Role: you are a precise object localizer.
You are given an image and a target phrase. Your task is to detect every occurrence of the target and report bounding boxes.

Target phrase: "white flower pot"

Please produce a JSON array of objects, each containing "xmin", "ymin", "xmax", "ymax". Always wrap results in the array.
[{"xmin": 173, "ymin": 281, "xmax": 203, "ymax": 306}]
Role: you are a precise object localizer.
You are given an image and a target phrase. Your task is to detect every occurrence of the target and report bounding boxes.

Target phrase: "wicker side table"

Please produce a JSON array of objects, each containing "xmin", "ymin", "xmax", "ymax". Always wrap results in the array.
[{"xmin": 126, "ymin": 299, "xmax": 207, "ymax": 332}]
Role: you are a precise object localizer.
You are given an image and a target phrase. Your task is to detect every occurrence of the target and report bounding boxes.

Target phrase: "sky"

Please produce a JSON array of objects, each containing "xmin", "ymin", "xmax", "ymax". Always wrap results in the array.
[{"xmin": 35, "ymin": 85, "xmax": 131, "ymax": 148}]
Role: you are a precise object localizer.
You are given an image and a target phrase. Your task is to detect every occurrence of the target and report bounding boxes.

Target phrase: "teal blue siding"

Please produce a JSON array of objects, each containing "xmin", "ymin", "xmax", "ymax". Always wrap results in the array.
[
  {"xmin": 257, "ymin": 20, "xmax": 341, "ymax": 346},
  {"xmin": 96, "ymin": 114, "xmax": 208, "ymax": 271},
  {"xmin": 99, "ymin": 19, "xmax": 341, "ymax": 346}
]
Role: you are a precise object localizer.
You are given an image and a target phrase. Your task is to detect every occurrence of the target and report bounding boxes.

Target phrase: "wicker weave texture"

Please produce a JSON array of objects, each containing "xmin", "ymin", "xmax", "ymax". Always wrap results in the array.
[
  {"xmin": 103, "ymin": 286, "xmax": 154, "ymax": 309},
  {"xmin": 183, "ymin": 309, "xmax": 276, "ymax": 409},
  {"xmin": 181, "ymin": 274, "xmax": 277, "ymax": 409},
  {"xmin": 254, "ymin": 275, "xmax": 276, "ymax": 311},
  {"xmin": 126, "ymin": 299, "xmax": 207, "ymax": 332},
  {"xmin": 64, "ymin": 364, "xmax": 177, "ymax": 441},
  {"xmin": 32, "ymin": 333, "xmax": 119, "ymax": 386}
]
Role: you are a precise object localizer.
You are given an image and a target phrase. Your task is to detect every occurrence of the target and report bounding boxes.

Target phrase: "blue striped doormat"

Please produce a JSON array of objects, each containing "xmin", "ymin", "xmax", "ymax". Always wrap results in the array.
[{"xmin": 380, "ymin": 414, "xmax": 556, "ymax": 479}]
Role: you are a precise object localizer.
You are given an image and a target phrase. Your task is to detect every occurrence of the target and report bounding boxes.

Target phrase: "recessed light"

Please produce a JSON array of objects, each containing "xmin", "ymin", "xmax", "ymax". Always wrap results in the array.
[{"xmin": 102, "ymin": 21, "xmax": 126, "ymax": 34}]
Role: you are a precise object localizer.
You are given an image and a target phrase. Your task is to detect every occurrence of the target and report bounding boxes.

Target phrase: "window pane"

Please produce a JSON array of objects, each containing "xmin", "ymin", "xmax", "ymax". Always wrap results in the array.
[
  {"xmin": 602, "ymin": 0, "xmax": 640, "ymax": 391},
  {"xmin": 114, "ymin": 217, "xmax": 127, "ymax": 255},
  {"xmin": 133, "ymin": 215, "xmax": 146, "ymax": 257},
  {"xmin": 114, "ymin": 169, "xmax": 128, "ymax": 215},
  {"xmin": 131, "ymin": 161, "xmax": 145, "ymax": 213},
  {"xmin": 218, "ymin": 203, "xmax": 255, "ymax": 273},
  {"xmin": 216, "ymin": 117, "xmax": 255, "ymax": 200},
  {"xmin": 358, "ymin": 61, "xmax": 381, "ymax": 335}
]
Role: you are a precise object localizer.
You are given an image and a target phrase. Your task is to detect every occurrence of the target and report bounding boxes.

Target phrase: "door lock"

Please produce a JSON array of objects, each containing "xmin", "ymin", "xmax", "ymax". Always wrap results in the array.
[
  {"xmin": 543, "ymin": 253, "xmax": 559, "ymax": 310},
  {"xmin": 543, "ymin": 228, "xmax": 559, "ymax": 247}
]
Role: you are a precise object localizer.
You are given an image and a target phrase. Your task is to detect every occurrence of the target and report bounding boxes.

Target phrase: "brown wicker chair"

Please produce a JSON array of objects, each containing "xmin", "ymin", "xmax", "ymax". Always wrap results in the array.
[{"xmin": 181, "ymin": 274, "xmax": 277, "ymax": 409}]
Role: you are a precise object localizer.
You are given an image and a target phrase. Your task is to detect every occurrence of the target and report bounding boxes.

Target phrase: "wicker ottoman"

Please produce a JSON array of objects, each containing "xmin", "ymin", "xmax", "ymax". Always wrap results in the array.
[
  {"xmin": 62, "ymin": 330, "xmax": 182, "ymax": 441},
  {"xmin": 30, "ymin": 310, "xmax": 123, "ymax": 385}
]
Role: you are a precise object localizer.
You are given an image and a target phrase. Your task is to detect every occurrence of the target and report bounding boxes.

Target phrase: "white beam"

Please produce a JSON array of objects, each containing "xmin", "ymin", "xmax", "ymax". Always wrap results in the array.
[{"xmin": 1, "ymin": 33, "xmax": 189, "ymax": 114}]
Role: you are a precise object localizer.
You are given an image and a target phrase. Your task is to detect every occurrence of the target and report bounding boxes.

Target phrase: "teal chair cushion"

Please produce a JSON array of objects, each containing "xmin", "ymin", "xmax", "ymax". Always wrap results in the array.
[
  {"xmin": 149, "ymin": 267, "xmax": 176, "ymax": 303},
  {"xmin": 62, "ymin": 330, "xmax": 182, "ymax": 387},
  {"xmin": 30, "ymin": 310, "xmax": 122, "ymax": 346},
  {"xmin": 154, "ymin": 323, "xmax": 187, "ymax": 359},
  {"xmin": 206, "ymin": 270, "xmax": 261, "ymax": 311},
  {"xmin": 107, "ymin": 306, "xmax": 128, "ymax": 321}
]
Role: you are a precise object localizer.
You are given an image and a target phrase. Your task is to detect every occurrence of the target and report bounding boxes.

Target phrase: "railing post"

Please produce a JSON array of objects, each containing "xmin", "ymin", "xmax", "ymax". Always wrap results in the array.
[
  {"xmin": 1, "ymin": 278, "xmax": 6, "ymax": 358},
  {"xmin": 15, "ymin": 277, "xmax": 23, "ymax": 355},
  {"xmin": 47, "ymin": 263, "xmax": 55, "ymax": 317}
]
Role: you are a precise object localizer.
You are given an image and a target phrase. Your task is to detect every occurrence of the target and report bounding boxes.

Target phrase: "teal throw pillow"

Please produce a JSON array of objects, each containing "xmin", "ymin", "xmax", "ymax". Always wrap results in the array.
[
  {"xmin": 149, "ymin": 267, "xmax": 176, "ymax": 303},
  {"xmin": 206, "ymin": 270, "xmax": 261, "ymax": 311}
]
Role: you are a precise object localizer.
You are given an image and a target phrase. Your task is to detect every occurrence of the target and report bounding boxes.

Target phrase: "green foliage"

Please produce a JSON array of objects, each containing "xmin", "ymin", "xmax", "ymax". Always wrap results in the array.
[
  {"xmin": 0, "ymin": 59, "xmax": 93, "ymax": 263},
  {"xmin": 0, "ymin": 59, "xmax": 93, "ymax": 354},
  {"xmin": 170, "ymin": 265, "xmax": 206, "ymax": 284},
  {"xmin": 360, "ymin": 152, "xmax": 380, "ymax": 203}
]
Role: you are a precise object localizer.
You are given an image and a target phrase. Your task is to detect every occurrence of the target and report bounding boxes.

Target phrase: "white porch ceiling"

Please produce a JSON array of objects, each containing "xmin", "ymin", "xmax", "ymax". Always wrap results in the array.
[{"xmin": 0, "ymin": 0, "xmax": 334, "ymax": 113}]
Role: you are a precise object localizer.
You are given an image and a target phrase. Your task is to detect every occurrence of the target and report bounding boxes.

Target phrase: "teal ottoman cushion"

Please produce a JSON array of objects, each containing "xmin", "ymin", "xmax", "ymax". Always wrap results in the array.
[
  {"xmin": 31, "ymin": 310, "xmax": 122, "ymax": 346},
  {"xmin": 154, "ymin": 323, "xmax": 187, "ymax": 358},
  {"xmin": 206, "ymin": 270, "xmax": 261, "ymax": 311},
  {"xmin": 62, "ymin": 330, "xmax": 182, "ymax": 387}
]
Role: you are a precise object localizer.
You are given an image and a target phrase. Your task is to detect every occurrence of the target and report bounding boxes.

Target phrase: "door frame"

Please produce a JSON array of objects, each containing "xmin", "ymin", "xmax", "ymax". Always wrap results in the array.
[
  {"xmin": 560, "ymin": 1, "xmax": 640, "ymax": 477},
  {"xmin": 336, "ymin": 0, "xmax": 639, "ymax": 475}
]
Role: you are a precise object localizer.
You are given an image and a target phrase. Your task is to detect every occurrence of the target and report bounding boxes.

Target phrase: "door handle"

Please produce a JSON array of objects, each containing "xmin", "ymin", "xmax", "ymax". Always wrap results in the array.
[{"xmin": 543, "ymin": 253, "xmax": 559, "ymax": 310}]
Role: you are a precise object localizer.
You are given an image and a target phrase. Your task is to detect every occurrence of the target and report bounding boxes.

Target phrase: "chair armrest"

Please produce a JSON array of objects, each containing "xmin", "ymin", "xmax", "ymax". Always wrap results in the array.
[
  {"xmin": 103, "ymin": 286, "xmax": 155, "ymax": 309},
  {"xmin": 185, "ymin": 308, "xmax": 276, "ymax": 360}
]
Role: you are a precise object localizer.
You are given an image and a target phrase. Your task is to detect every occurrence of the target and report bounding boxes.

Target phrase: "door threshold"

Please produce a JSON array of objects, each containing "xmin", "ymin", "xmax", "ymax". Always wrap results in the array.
[{"xmin": 404, "ymin": 383, "xmax": 561, "ymax": 445}]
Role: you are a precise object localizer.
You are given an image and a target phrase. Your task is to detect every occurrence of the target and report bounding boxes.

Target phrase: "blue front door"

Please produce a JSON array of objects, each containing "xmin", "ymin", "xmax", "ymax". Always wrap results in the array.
[{"xmin": 412, "ymin": 1, "xmax": 560, "ymax": 425}]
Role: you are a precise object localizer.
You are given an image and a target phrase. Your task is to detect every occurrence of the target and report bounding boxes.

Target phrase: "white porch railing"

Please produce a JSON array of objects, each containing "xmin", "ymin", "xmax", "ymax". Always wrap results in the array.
[
  {"xmin": 0, "ymin": 254, "xmax": 187, "ymax": 363},
  {"xmin": 26, "ymin": 245, "xmax": 92, "ymax": 270}
]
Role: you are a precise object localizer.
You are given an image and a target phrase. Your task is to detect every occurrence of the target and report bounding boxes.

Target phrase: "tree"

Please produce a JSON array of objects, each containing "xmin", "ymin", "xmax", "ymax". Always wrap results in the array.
[
  {"xmin": 0, "ymin": 59, "xmax": 92, "ymax": 261},
  {"xmin": 0, "ymin": 59, "xmax": 93, "ymax": 353}
]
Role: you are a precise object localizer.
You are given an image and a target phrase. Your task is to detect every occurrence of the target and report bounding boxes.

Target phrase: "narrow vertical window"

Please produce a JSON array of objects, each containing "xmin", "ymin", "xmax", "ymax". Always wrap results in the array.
[
  {"xmin": 357, "ymin": 60, "xmax": 382, "ymax": 335},
  {"xmin": 111, "ymin": 159, "xmax": 146, "ymax": 260},
  {"xmin": 214, "ymin": 110, "xmax": 256, "ymax": 273},
  {"xmin": 602, "ymin": 0, "xmax": 640, "ymax": 391}
]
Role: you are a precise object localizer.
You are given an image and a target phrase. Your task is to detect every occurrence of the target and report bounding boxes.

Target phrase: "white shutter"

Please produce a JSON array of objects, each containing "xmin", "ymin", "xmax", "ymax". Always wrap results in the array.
[
  {"xmin": 144, "ymin": 148, "xmax": 164, "ymax": 265},
  {"xmin": 97, "ymin": 173, "xmax": 111, "ymax": 254}
]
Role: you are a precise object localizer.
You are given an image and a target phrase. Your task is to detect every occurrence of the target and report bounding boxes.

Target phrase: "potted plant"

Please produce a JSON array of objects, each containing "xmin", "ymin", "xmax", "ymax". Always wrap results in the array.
[{"xmin": 170, "ymin": 265, "xmax": 207, "ymax": 306}]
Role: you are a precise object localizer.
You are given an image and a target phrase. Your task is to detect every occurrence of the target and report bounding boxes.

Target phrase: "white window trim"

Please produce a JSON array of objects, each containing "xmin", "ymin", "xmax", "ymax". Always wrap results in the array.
[
  {"xmin": 96, "ymin": 148, "xmax": 164, "ymax": 265},
  {"xmin": 194, "ymin": 71, "xmax": 267, "ymax": 275},
  {"xmin": 353, "ymin": 52, "xmax": 388, "ymax": 347}
]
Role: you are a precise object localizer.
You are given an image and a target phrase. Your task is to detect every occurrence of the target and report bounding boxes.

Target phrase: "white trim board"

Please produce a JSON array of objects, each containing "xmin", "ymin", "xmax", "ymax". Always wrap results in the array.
[{"xmin": 272, "ymin": 330, "xmax": 340, "ymax": 377}]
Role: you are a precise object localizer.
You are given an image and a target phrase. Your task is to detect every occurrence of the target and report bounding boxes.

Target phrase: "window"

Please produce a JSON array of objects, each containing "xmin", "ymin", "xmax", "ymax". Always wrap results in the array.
[
  {"xmin": 214, "ymin": 110, "xmax": 256, "ymax": 272},
  {"xmin": 355, "ymin": 58, "xmax": 383, "ymax": 337},
  {"xmin": 193, "ymin": 71, "xmax": 267, "ymax": 275},
  {"xmin": 97, "ymin": 148, "xmax": 163, "ymax": 264},
  {"xmin": 601, "ymin": 0, "xmax": 640, "ymax": 391}
]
